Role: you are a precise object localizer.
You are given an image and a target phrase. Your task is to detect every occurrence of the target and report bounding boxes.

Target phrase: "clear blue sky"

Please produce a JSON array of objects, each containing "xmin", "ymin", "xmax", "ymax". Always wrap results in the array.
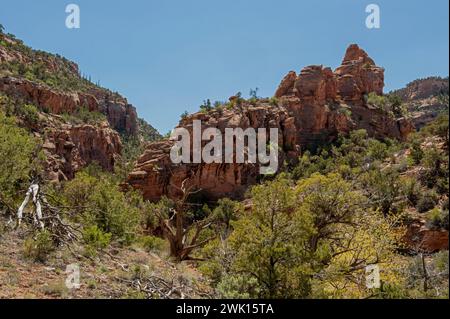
[{"xmin": 1, "ymin": 0, "xmax": 448, "ymax": 133}]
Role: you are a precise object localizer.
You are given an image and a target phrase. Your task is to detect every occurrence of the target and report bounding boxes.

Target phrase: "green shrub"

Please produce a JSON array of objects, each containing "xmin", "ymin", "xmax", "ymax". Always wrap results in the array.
[
  {"xmin": 140, "ymin": 236, "xmax": 165, "ymax": 253},
  {"xmin": 217, "ymin": 275, "xmax": 260, "ymax": 299},
  {"xmin": 23, "ymin": 230, "xmax": 55, "ymax": 262},
  {"xmin": 199, "ymin": 99, "xmax": 213, "ymax": 113},
  {"xmin": 63, "ymin": 170, "xmax": 140, "ymax": 245},
  {"xmin": 61, "ymin": 106, "xmax": 106, "ymax": 125},
  {"xmin": 82, "ymin": 225, "xmax": 112, "ymax": 250},
  {"xmin": 426, "ymin": 208, "xmax": 449, "ymax": 230},
  {"xmin": 416, "ymin": 192, "xmax": 438, "ymax": 213},
  {"xmin": 409, "ymin": 139, "xmax": 424, "ymax": 165},
  {"xmin": 180, "ymin": 111, "xmax": 189, "ymax": 120},
  {"xmin": 401, "ymin": 177, "xmax": 421, "ymax": 206},
  {"xmin": 17, "ymin": 104, "xmax": 40, "ymax": 125},
  {"xmin": 269, "ymin": 97, "xmax": 279, "ymax": 106},
  {"xmin": 0, "ymin": 111, "xmax": 42, "ymax": 202}
]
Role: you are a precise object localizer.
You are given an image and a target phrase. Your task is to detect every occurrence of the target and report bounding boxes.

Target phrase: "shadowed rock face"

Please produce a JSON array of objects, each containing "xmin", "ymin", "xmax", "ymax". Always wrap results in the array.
[
  {"xmin": 127, "ymin": 44, "xmax": 413, "ymax": 202},
  {"xmin": 42, "ymin": 121, "xmax": 122, "ymax": 182}
]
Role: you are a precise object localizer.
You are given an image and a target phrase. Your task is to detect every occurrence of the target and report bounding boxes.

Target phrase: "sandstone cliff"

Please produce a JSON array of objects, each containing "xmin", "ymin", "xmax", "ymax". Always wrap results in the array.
[
  {"xmin": 0, "ymin": 32, "xmax": 161, "ymax": 136},
  {"xmin": 127, "ymin": 44, "xmax": 414, "ymax": 202},
  {"xmin": 391, "ymin": 77, "xmax": 449, "ymax": 129},
  {"xmin": 39, "ymin": 117, "xmax": 122, "ymax": 181},
  {"xmin": 1, "ymin": 32, "xmax": 159, "ymax": 180}
]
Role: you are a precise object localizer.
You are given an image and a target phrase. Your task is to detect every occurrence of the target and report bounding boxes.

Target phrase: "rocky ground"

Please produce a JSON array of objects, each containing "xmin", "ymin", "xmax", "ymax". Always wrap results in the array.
[{"xmin": 0, "ymin": 219, "xmax": 211, "ymax": 299}]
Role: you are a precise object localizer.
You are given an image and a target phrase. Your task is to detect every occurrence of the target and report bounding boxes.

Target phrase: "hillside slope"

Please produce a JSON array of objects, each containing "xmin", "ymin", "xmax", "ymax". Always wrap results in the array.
[{"xmin": 0, "ymin": 29, "xmax": 160, "ymax": 181}]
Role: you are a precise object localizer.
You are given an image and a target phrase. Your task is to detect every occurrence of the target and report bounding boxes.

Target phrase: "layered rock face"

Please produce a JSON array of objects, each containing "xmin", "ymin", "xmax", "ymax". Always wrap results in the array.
[
  {"xmin": 405, "ymin": 220, "xmax": 449, "ymax": 253},
  {"xmin": 40, "ymin": 119, "xmax": 122, "ymax": 181},
  {"xmin": 0, "ymin": 34, "xmax": 139, "ymax": 135},
  {"xmin": 0, "ymin": 76, "xmax": 138, "ymax": 135},
  {"xmin": 128, "ymin": 44, "xmax": 413, "ymax": 202},
  {"xmin": 1, "ymin": 32, "xmax": 161, "ymax": 181},
  {"xmin": 393, "ymin": 77, "xmax": 449, "ymax": 101},
  {"xmin": 391, "ymin": 77, "xmax": 449, "ymax": 129}
]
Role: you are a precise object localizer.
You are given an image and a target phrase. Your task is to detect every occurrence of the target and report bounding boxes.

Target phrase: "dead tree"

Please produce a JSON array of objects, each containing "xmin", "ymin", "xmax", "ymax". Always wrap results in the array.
[
  {"xmin": 154, "ymin": 177, "xmax": 215, "ymax": 262},
  {"xmin": 17, "ymin": 183, "xmax": 44, "ymax": 229},
  {"xmin": 12, "ymin": 183, "xmax": 80, "ymax": 245}
]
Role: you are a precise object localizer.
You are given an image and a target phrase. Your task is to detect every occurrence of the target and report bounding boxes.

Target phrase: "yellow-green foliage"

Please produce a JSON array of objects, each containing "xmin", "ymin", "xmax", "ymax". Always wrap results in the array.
[
  {"xmin": 0, "ymin": 110, "xmax": 42, "ymax": 202},
  {"xmin": 202, "ymin": 173, "xmax": 405, "ymax": 299},
  {"xmin": 23, "ymin": 230, "xmax": 55, "ymax": 262},
  {"xmin": 82, "ymin": 225, "xmax": 112, "ymax": 250},
  {"xmin": 140, "ymin": 235, "xmax": 166, "ymax": 253},
  {"xmin": 63, "ymin": 169, "xmax": 141, "ymax": 245}
]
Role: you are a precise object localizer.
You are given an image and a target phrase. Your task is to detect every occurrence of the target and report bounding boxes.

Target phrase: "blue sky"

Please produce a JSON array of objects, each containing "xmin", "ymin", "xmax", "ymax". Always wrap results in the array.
[{"xmin": 1, "ymin": 0, "xmax": 448, "ymax": 133}]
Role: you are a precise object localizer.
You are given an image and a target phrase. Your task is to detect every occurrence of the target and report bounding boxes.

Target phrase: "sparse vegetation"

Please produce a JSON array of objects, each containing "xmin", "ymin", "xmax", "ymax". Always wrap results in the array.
[{"xmin": 23, "ymin": 230, "xmax": 55, "ymax": 262}]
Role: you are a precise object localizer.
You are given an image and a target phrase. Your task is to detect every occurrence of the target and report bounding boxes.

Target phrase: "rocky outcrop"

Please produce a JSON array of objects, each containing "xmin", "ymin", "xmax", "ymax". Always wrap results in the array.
[
  {"xmin": 128, "ymin": 104, "xmax": 290, "ymax": 201},
  {"xmin": 91, "ymin": 89, "xmax": 138, "ymax": 136},
  {"xmin": 393, "ymin": 77, "xmax": 449, "ymax": 102},
  {"xmin": 1, "ymin": 32, "xmax": 159, "ymax": 181},
  {"xmin": 391, "ymin": 77, "xmax": 449, "ymax": 129},
  {"xmin": 1, "ymin": 32, "xmax": 140, "ymax": 135},
  {"xmin": 40, "ymin": 119, "xmax": 122, "ymax": 182},
  {"xmin": 0, "ymin": 77, "xmax": 138, "ymax": 135},
  {"xmin": 404, "ymin": 220, "xmax": 449, "ymax": 253},
  {"xmin": 0, "ymin": 77, "xmax": 97, "ymax": 113},
  {"xmin": 128, "ymin": 44, "xmax": 413, "ymax": 202}
]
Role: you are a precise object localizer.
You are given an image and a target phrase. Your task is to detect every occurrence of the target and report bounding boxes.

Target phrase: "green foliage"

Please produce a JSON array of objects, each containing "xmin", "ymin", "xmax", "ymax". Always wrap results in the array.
[
  {"xmin": 362, "ymin": 167, "xmax": 403, "ymax": 216},
  {"xmin": 16, "ymin": 103, "xmax": 39, "ymax": 126},
  {"xmin": 212, "ymin": 198, "xmax": 241, "ymax": 238},
  {"xmin": 143, "ymin": 196, "xmax": 173, "ymax": 232},
  {"xmin": 421, "ymin": 112, "xmax": 449, "ymax": 145},
  {"xmin": 23, "ymin": 230, "xmax": 55, "ymax": 262},
  {"xmin": 426, "ymin": 208, "xmax": 449, "ymax": 230},
  {"xmin": 401, "ymin": 176, "xmax": 421, "ymax": 206},
  {"xmin": 416, "ymin": 191, "xmax": 438, "ymax": 213},
  {"xmin": 82, "ymin": 225, "xmax": 112, "ymax": 252},
  {"xmin": 61, "ymin": 106, "xmax": 106, "ymax": 125},
  {"xmin": 0, "ymin": 111, "xmax": 43, "ymax": 203},
  {"xmin": 227, "ymin": 175, "xmax": 315, "ymax": 298},
  {"xmin": 115, "ymin": 134, "xmax": 146, "ymax": 180},
  {"xmin": 404, "ymin": 252, "xmax": 449, "ymax": 298},
  {"xmin": 367, "ymin": 92, "xmax": 407, "ymax": 118},
  {"xmin": 248, "ymin": 88, "xmax": 259, "ymax": 103},
  {"xmin": 62, "ymin": 169, "xmax": 141, "ymax": 245},
  {"xmin": 420, "ymin": 146, "xmax": 448, "ymax": 192},
  {"xmin": 202, "ymin": 172, "xmax": 405, "ymax": 299},
  {"xmin": 409, "ymin": 138, "xmax": 424, "ymax": 165},
  {"xmin": 268, "ymin": 96, "xmax": 279, "ymax": 106},
  {"xmin": 180, "ymin": 111, "xmax": 189, "ymax": 120},
  {"xmin": 137, "ymin": 117, "xmax": 161, "ymax": 142},
  {"xmin": 199, "ymin": 99, "xmax": 213, "ymax": 113},
  {"xmin": 140, "ymin": 235, "xmax": 166, "ymax": 253},
  {"xmin": 216, "ymin": 274, "xmax": 260, "ymax": 299},
  {"xmin": 1, "ymin": 94, "xmax": 42, "ymax": 126}
]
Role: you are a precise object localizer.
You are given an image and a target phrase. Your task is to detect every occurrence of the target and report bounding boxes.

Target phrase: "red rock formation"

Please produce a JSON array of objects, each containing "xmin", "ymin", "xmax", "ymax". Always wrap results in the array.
[
  {"xmin": 393, "ymin": 77, "xmax": 449, "ymax": 101},
  {"xmin": 128, "ymin": 104, "xmax": 289, "ymax": 201},
  {"xmin": 41, "ymin": 120, "xmax": 122, "ymax": 181},
  {"xmin": 392, "ymin": 77, "xmax": 449, "ymax": 129},
  {"xmin": 335, "ymin": 44, "xmax": 384, "ymax": 102},
  {"xmin": 404, "ymin": 220, "xmax": 449, "ymax": 253},
  {"xmin": 128, "ymin": 44, "xmax": 413, "ymax": 202},
  {"xmin": 0, "ymin": 77, "xmax": 138, "ymax": 135}
]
